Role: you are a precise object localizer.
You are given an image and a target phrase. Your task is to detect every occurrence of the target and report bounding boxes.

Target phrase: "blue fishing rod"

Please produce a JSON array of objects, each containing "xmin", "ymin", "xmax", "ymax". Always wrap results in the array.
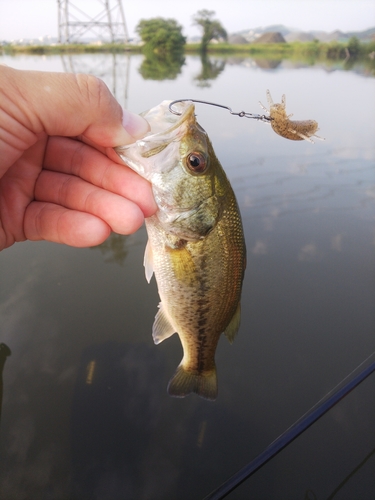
[{"xmin": 203, "ymin": 353, "xmax": 375, "ymax": 500}]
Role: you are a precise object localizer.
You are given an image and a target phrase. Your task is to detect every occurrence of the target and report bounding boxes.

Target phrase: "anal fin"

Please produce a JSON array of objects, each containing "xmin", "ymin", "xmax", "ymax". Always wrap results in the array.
[
  {"xmin": 152, "ymin": 303, "xmax": 176, "ymax": 345},
  {"xmin": 224, "ymin": 302, "xmax": 241, "ymax": 344}
]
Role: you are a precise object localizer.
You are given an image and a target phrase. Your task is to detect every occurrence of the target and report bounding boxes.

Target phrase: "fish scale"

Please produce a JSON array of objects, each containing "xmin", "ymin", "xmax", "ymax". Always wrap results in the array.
[{"xmin": 116, "ymin": 100, "xmax": 246, "ymax": 400}]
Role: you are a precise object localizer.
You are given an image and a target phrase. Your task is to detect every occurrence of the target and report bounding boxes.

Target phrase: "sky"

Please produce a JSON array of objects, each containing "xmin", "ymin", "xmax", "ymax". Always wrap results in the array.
[{"xmin": 0, "ymin": 0, "xmax": 374, "ymax": 41}]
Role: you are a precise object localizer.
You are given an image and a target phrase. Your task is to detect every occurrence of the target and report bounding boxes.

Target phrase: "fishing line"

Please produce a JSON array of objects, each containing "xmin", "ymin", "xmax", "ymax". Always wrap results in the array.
[
  {"xmin": 326, "ymin": 446, "xmax": 375, "ymax": 499},
  {"xmin": 168, "ymin": 99, "xmax": 273, "ymax": 123},
  {"xmin": 203, "ymin": 350, "xmax": 375, "ymax": 500}
]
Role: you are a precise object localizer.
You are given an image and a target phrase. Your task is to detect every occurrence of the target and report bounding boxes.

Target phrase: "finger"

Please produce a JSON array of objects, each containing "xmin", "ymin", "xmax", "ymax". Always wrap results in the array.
[
  {"xmin": 0, "ymin": 132, "xmax": 47, "ymax": 236},
  {"xmin": 1, "ymin": 66, "xmax": 149, "ymax": 149},
  {"xmin": 34, "ymin": 170, "xmax": 145, "ymax": 235},
  {"xmin": 44, "ymin": 136, "xmax": 157, "ymax": 217},
  {"xmin": 24, "ymin": 201, "xmax": 111, "ymax": 247}
]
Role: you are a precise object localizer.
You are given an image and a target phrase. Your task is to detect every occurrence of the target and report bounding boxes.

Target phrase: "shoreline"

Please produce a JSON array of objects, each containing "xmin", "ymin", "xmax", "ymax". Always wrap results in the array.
[{"xmin": 2, "ymin": 41, "xmax": 374, "ymax": 70}]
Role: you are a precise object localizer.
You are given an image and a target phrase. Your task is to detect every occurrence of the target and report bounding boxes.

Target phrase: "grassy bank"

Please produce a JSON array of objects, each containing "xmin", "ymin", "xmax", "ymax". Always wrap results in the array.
[
  {"xmin": 2, "ymin": 39, "xmax": 375, "ymax": 62},
  {"xmin": 187, "ymin": 39, "xmax": 375, "ymax": 60},
  {"xmin": 1, "ymin": 43, "xmax": 142, "ymax": 55}
]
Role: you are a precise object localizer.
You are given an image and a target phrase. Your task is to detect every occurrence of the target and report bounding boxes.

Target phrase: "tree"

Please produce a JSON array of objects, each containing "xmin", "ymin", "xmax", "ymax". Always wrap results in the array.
[
  {"xmin": 192, "ymin": 10, "xmax": 227, "ymax": 54},
  {"xmin": 194, "ymin": 54, "xmax": 225, "ymax": 88},
  {"xmin": 347, "ymin": 36, "xmax": 361, "ymax": 57},
  {"xmin": 139, "ymin": 52, "xmax": 185, "ymax": 80},
  {"xmin": 136, "ymin": 18, "xmax": 186, "ymax": 55}
]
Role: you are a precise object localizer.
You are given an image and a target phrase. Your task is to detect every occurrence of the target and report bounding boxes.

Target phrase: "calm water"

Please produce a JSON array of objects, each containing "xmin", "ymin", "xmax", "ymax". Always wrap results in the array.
[{"xmin": 0, "ymin": 53, "xmax": 374, "ymax": 499}]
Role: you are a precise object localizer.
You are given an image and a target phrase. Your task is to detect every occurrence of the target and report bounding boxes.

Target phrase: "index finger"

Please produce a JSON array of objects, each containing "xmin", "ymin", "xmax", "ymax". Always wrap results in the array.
[
  {"xmin": 1, "ymin": 66, "xmax": 149, "ymax": 148},
  {"xmin": 44, "ymin": 136, "xmax": 157, "ymax": 218}
]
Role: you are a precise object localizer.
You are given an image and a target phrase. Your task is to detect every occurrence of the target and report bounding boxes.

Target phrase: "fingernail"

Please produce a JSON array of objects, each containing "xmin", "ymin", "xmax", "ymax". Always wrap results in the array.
[{"xmin": 122, "ymin": 109, "xmax": 150, "ymax": 139}]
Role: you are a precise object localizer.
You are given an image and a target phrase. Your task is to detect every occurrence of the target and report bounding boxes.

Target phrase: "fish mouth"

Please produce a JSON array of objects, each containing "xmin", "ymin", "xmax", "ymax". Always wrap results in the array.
[
  {"xmin": 115, "ymin": 101, "xmax": 196, "ymax": 180},
  {"xmin": 140, "ymin": 100, "xmax": 195, "ymax": 136},
  {"xmin": 116, "ymin": 101, "xmax": 195, "ymax": 159}
]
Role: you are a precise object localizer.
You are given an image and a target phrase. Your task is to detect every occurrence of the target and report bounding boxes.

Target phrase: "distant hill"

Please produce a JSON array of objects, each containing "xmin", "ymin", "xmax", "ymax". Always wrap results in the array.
[{"xmin": 234, "ymin": 25, "xmax": 375, "ymax": 43}]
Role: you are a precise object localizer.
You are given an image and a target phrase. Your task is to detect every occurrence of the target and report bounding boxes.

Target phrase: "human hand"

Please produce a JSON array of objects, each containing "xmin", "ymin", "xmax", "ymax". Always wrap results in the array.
[{"xmin": 0, "ymin": 66, "xmax": 157, "ymax": 251}]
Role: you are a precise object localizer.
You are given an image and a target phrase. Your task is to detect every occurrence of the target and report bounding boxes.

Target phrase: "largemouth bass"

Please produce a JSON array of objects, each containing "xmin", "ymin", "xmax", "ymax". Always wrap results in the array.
[{"xmin": 116, "ymin": 101, "xmax": 246, "ymax": 400}]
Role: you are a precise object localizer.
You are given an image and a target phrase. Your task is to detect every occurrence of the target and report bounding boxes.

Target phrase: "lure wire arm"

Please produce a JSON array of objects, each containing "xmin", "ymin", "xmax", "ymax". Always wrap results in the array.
[{"xmin": 169, "ymin": 99, "xmax": 272, "ymax": 123}]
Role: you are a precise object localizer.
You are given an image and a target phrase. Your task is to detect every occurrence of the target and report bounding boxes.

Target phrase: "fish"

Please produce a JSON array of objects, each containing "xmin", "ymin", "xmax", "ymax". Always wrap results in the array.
[
  {"xmin": 259, "ymin": 90, "xmax": 324, "ymax": 143},
  {"xmin": 115, "ymin": 100, "xmax": 246, "ymax": 400}
]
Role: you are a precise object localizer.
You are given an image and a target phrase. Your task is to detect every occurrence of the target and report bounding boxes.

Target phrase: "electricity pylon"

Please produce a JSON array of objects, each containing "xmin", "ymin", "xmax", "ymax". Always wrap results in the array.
[
  {"xmin": 57, "ymin": 0, "xmax": 128, "ymax": 44},
  {"xmin": 60, "ymin": 52, "xmax": 131, "ymax": 109}
]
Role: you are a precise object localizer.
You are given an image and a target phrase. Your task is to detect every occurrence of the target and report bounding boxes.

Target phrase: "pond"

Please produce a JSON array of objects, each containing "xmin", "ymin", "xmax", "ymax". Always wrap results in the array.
[{"xmin": 0, "ymin": 52, "xmax": 374, "ymax": 499}]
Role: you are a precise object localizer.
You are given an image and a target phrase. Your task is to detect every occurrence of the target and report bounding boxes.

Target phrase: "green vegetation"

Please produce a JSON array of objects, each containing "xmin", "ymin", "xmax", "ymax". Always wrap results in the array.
[
  {"xmin": 183, "ymin": 37, "xmax": 375, "ymax": 74},
  {"xmin": 1, "ymin": 42, "xmax": 142, "ymax": 55},
  {"xmin": 92, "ymin": 234, "xmax": 129, "ymax": 266},
  {"xmin": 2, "ymin": 37, "xmax": 374, "ymax": 73},
  {"xmin": 194, "ymin": 54, "xmax": 225, "ymax": 87},
  {"xmin": 185, "ymin": 36, "xmax": 375, "ymax": 59},
  {"xmin": 139, "ymin": 52, "xmax": 185, "ymax": 80},
  {"xmin": 192, "ymin": 10, "xmax": 227, "ymax": 54},
  {"xmin": 135, "ymin": 18, "xmax": 185, "ymax": 56},
  {"xmin": 133, "ymin": 18, "xmax": 186, "ymax": 80}
]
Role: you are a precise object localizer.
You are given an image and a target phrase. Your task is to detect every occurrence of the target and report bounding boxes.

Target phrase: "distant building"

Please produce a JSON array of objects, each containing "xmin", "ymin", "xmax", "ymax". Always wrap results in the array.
[
  {"xmin": 254, "ymin": 32, "xmax": 286, "ymax": 44},
  {"xmin": 228, "ymin": 34, "xmax": 248, "ymax": 44},
  {"xmin": 285, "ymin": 32, "xmax": 315, "ymax": 43}
]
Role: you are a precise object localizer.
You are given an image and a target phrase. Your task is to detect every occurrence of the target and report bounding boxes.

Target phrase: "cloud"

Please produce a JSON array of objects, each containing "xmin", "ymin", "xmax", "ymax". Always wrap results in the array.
[
  {"xmin": 252, "ymin": 240, "xmax": 268, "ymax": 255},
  {"xmin": 331, "ymin": 234, "xmax": 344, "ymax": 252},
  {"xmin": 298, "ymin": 243, "xmax": 321, "ymax": 262}
]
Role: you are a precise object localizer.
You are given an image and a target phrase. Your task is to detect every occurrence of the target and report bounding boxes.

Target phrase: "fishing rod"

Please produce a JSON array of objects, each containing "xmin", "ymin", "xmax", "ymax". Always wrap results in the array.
[{"xmin": 203, "ymin": 352, "xmax": 375, "ymax": 500}]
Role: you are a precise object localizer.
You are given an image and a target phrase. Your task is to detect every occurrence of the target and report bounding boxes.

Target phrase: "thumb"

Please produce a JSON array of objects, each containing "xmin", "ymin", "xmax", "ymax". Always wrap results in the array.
[{"xmin": 4, "ymin": 67, "xmax": 149, "ymax": 148}]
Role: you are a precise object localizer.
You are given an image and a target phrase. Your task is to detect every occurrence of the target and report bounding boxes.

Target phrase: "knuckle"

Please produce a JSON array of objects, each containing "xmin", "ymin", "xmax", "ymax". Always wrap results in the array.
[{"xmin": 75, "ymin": 73, "xmax": 109, "ymax": 107}]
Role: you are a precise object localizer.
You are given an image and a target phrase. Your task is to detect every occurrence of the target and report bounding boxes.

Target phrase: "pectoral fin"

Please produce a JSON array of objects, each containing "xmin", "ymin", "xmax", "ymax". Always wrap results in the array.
[
  {"xmin": 224, "ymin": 303, "xmax": 241, "ymax": 344},
  {"xmin": 152, "ymin": 303, "xmax": 176, "ymax": 345},
  {"xmin": 143, "ymin": 240, "xmax": 154, "ymax": 283}
]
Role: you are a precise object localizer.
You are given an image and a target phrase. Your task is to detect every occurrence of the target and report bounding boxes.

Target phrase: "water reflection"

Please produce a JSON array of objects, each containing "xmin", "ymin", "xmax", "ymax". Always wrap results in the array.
[
  {"xmin": 60, "ymin": 53, "xmax": 131, "ymax": 107},
  {"xmin": 138, "ymin": 52, "xmax": 185, "ymax": 80},
  {"xmin": 0, "ymin": 52, "xmax": 374, "ymax": 499},
  {"xmin": 0, "ymin": 344, "xmax": 11, "ymax": 423},
  {"xmin": 91, "ymin": 234, "xmax": 130, "ymax": 266},
  {"xmin": 253, "ymin": 58, "xmax": 282, "ymax": 69},
  {"xmin": 194, "ymin": 53, "xmax": 226, "ymax": 87},
  {"xmin": 326, "ymin": 447, "xmax": 375, "ymax": 499},
  {"xmin": 70, "ymin": 342, "xmax": 164, "ymax": 499}
]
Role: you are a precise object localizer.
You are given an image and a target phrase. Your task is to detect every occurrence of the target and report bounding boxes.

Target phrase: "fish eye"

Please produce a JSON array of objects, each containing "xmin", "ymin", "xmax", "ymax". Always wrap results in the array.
[{"xmin": 186, "ymin": 152, "xmax": 207, "ymax": 174}]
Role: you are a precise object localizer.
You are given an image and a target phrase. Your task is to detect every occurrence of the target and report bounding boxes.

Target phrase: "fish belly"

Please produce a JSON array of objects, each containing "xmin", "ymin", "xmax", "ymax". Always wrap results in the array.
[{"xmin": 145, "ymin": 194, "xmax": 245, "ymax": 400}]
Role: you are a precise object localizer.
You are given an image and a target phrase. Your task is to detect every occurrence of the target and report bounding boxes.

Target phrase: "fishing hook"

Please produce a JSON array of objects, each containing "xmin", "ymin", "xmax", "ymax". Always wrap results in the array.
[{"xmin": 168, "ymin": 99, "xmax": 273, "ymax": 123}]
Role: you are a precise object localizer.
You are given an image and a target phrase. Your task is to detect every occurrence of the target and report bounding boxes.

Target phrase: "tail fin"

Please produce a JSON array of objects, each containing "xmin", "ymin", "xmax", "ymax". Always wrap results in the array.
[{"xmin": 167, "ymin": 365, "xmax": 217, "ymax": 401}]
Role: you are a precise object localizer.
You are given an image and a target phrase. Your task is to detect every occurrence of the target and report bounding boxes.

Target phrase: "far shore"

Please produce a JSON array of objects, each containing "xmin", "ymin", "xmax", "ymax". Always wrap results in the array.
[{"xmin": 2, "ymin": 40, "xmax": 375, "ymax": 63}]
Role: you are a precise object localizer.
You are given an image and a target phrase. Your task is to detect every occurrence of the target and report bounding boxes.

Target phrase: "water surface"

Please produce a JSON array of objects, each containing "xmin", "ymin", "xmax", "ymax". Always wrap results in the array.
[{"xmin": 0, "ymin": 53, "xmax": 374, "ymax": 499}]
